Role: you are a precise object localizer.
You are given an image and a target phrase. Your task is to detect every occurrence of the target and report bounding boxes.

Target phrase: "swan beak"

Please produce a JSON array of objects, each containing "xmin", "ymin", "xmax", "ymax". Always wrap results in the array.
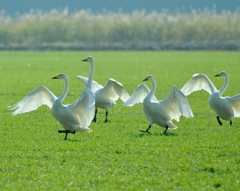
[
  {"xmin": 82, "ymin": 58, "xmax": 88, "ymax": 62},
  {"xmin": 143, "ymin": 76, "xmax": 149, "ymax": 81},
  {"xmin": 52, "ymin": 75, "xmax": 59, "ymax": 79},
  {"xmin": 214, "ymin": 73, "xmax": 221, "ymax": 77}
]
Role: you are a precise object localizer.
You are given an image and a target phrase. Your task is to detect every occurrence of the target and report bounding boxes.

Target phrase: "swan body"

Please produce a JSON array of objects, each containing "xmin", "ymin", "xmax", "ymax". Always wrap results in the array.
[
  {"xmin": 124, "ymin": 75, "xmax": 193, "ymax": 133},
  {"xmin": 78, "ymin": 56, "xmax": 130, "ymax": 122},
  {"xmin": 181, "ymin": 71, "xmax": 240, "ymax": 125},
  {"xmin": 8, "ymin": 74, "xmax": 95, "ymax": 140}
]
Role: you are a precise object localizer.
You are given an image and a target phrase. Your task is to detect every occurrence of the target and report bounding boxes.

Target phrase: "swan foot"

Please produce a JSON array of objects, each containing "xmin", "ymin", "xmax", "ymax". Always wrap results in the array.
[
  {"xmin": 230, "ymin": 121, "xmax": 232, "ymax": 126},
  {"xmin": 163, "ymin": 126, "xmax": 169, "ymax": 134},
  {"xmin": 216, "ymin": 116, "xmax": 222, "ymax": 126},
  {"xmin": 58, "ymin": 130, "xmax": 76, "ymax": 140},
  {"xmin": 139, "ymin": 129, "xmax": 151, "ymax": 133},
  {"xmin": 140, "ymin": 125, "xmax": 152, "ymax": 133}
]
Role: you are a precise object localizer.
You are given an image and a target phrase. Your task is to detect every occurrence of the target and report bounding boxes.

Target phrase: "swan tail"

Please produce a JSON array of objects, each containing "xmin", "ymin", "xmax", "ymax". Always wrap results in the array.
[
  {"xmin": 77, "ymin": 127, "xmax": 93, "ymax": 133},
  {"xmin": 166, "ymin": 121, "xmax": 178, "ymax": 130}
]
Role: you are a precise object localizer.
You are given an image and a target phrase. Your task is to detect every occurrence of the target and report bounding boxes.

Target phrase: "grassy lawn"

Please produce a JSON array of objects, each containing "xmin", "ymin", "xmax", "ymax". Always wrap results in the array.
[{"xmin": 0, "ymin": 51, "xmax": 239, "ymax": 190}]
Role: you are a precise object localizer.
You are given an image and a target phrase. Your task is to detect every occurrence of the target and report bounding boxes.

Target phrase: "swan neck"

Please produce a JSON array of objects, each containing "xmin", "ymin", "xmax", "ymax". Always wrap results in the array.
[
  {"xmin": 149, "ymin": 79, "xmax": 156, "ymax": 98},
  {"xmin": 219, "ymin": 74, "xmax": 228, "ymax": 95},
  {"xmin": 86, "ymin": 60, "xmax": 94, "ymax": 89},
  {"xmin": 59, "ymin": 77, "xmax": 69, "ymax": 103}
]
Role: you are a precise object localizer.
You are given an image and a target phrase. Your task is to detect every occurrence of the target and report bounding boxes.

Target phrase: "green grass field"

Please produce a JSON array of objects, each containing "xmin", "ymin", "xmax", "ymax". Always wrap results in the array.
[{"xmin": 0, "ymin": 51, "xmax": 239, "ymax": 190}]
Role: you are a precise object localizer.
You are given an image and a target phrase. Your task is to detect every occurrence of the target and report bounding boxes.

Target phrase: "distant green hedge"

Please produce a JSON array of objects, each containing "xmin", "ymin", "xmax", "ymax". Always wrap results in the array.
[{"xmin": 0, "ymin": 8, "xmax": 240, "ymax": 50}]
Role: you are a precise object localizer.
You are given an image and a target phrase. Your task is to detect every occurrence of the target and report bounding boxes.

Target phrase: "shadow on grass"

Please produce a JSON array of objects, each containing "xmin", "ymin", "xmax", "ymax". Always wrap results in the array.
[
  {"xmin": 66, "ymin": 139, "xmax": 82, "ymax": 142},
  {"xmin": 133, "ymin": 131, "xmax": 177, "ymax": 137},
  {"xmin": 160, "ymin": 132, "xmax": 177, "ymax": 136}
]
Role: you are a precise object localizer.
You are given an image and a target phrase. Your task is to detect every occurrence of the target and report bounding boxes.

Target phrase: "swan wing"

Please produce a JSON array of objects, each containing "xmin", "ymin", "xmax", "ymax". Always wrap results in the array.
[
  {"xmin": 8, "ymin": 85, "xmax": 57, "ymax": 116},
  {"xmin": 76, "ymin": 76, "xmax": 103, "ymax": 91},
  {"xmin": 98, "ymin": 78, "xmax": 130, "ymax": 102},
  {"xmin": 228, "ymin": 94, "xmax": 240, "ymax": 117},
  {"xmin": 160, "ymin": 86, "xmax": 194, "ymax": 121},
  {"xmin": 70, "ymin": 87, "xmax": 95, "ymax": 127},
  {"xmin": 181, "ymin": 73, "xmax": 217, "ymax": 95},
  {"xmin": 123, "ymin": 83, "xmax": 157, "ymax": 106}
]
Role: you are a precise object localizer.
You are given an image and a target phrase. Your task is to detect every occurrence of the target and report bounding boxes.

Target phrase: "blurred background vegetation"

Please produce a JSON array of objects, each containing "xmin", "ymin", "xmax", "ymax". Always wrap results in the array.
[{"xmin": 0, "ymin": 8, "xmax": 240, "ymax": 50}]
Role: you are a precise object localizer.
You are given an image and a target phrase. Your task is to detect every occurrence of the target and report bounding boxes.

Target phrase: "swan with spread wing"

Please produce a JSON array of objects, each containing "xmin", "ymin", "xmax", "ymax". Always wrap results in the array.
[
  {"xmin": 8, "ymin": 74, "xmax": 95, "ymax": 140},
  {"xmin": 124, "ymin": 75, "xmax": 193, "ymax": 133},
  {"xmin": 77, "ymin": 56, "xmax": 130, "ymax": 122},
  {"xmin": 181, "ymin": 71, "xmax": 240, "ymax": 126}
]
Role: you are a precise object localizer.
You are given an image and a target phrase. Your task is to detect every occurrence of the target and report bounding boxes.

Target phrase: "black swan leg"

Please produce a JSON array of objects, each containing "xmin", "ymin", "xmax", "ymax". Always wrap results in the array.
[
  {"xmin": 216, "ymin": 116, "xmax": 222, "ymax": 126},
  {"xmin": 58, "ymin": 130, "xmax": 76, "ymax": 140},
  {"xmin": 164, "ymin": 126, "xmax": 169, "ymax": 134},
  {"xmin": 104, "ymin": 110, "xmax": 109, "ymax": 122},
  {"xmin": 92, "ymin": 109, "xmax": 98, "ymax": 122}
]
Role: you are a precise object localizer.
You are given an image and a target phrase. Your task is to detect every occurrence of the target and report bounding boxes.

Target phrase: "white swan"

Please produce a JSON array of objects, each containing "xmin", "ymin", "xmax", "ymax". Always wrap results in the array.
[
  {"xmin": 181, "ymin": 71, "xmax": 240, "ymax": 126},
  {"xmin": 8, "ymin": 74, "xmax": 95, "ymax": 140},
  {"xmin": 77, "ymin": 56, "xmax": 130, "ymax": 122},
  {"xmin": 124, "ymin": 75, "xmax": 193, "ymax": 133}
]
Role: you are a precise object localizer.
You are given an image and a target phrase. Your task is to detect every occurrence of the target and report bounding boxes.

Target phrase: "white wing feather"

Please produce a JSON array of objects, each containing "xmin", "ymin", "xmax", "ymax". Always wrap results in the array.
[
  {"xmin": 8, "ymin": 85, "xmax": 57, "ymax": 116},
  {"xmin": 181, "ymin": 73, "xmax": 217, "ymax": 96},
  {"xmin": 76, "ymin": 76, "xmax": 103, "ymax": 92},
  {"xmin": 123, "ymin": 83, "xmax": 157, "ymax": 106},
  {"xmin": 99, "ymin": 78, "xmax": 130, "ymax": 102},
  {"xmin": 161, "ymin": 86, "xmax": 193, "ymax": 121},
  {"xmin": 227, "ymin": 94, "xmax": 240, "ymax": 117},
  {"xmin": 70, "ymin": 87, "xmax": 95, "ymax": 128}
]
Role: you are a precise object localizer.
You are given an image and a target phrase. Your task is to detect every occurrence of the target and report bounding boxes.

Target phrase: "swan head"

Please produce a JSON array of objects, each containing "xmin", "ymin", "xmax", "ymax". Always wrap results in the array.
[
  {"xmin": 82, "ymin": 56, "xmax": 94, "ymax": 63},
  {"xmin": 52, "ymin": 74, "xmax": 67, "ymax": 80},
  {"xmin": 214, "ymin": 71, "xmax": 227, "ymax": 78},
  {"xmin": 143, "ymin": 75, "xmax": 155, "ymax": 82}
]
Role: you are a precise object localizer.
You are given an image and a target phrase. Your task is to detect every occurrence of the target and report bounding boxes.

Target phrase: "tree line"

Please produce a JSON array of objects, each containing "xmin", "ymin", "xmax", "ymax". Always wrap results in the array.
[{"xmin": 0, "ymin": 8, "xmax": 239, "ymax": 50}]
